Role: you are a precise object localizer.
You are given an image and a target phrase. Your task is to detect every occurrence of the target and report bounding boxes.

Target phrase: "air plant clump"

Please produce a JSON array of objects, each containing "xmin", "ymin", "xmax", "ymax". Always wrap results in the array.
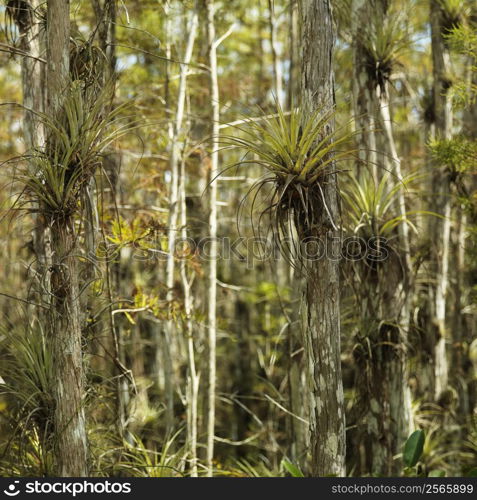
[
  {"xmin": 438, "ymin": 0, "xmax": 469, "ymax": 35},
  {"xmin": 222, "ymin": 104, "xmax": 353, "ymax": 267},
  {"xmin": 341, "ymin": 171, "xmax": 420, "ymax": 268},
  {"xmin": 18, "ymin": 81, "xmax": 133, "ymax": 221},
  {"xmin": 70, "ymin": 32, "xmax": 107, "ymax": 87},
  {"xmin": 359, "ymin": 11, "xmax": 409, "ymax": 92},
  {"xmin": 0, "ymin": 325, "xmax": 54, "ymax": 475}
]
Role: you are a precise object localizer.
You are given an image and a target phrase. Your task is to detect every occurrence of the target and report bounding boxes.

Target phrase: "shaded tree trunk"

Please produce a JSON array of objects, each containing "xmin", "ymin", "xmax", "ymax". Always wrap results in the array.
[
  {"xmin": 351, "ymin": 0, "xmax": 377, "ymax": 177},
  {"xmin": 12, "ymin": 0, "xmax": 51, "ymax": 312},
  {"xmin": 299, "ymin": 0, "xmax": 346, "ymax": 476},
  {"xmin": 46, "ymin": 0, "xmax": 88, "ymax": 477},
  {"xmin": 429, "ymin": 0, "xmax": 452, "ymax": 402}
]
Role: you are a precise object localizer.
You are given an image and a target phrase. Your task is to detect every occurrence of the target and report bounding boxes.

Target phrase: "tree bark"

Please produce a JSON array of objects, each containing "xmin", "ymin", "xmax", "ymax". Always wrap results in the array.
[
  {"xmin": 205, "ymin": 0, "xmax": 219, "ymax": 476},
  {"xmin": 46, "ymin": 0, "xmax": 88, "ymax": 476},
  {"xmin": 351, "ymin": 0, "xmax": 377, "ymax": 177},
  {"xmin": 179, "ymin": 154, "xmax": 199, "ymax": 477},
  {"xmin": 49, "ymin": 219, "xmax": 89, "ymax": 476},
  {"xmin": 299, "ymin": 0, "xmax": 346, "ymax": 477},
  {"xmin": 162, "ymin": 3, "xmax": 199, "ymax": 434},
  {"xmin": 429, "ymin": 0, "xmax": 452, "ymax": 402},
  {"xmin": 268, "ymin": 0, "xmax": 283, "ymax": 104}
]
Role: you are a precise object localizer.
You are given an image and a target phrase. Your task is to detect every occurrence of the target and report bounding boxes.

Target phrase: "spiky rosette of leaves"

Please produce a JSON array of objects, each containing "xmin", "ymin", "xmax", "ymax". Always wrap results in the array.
[
  {"xmin": 19, "ymin": 81, "xmax": 136, "ymax": 220},
  {"xmin": 359, "ymin": 10, "xmax": 410, "ymax": 91},
  {"xmin": 438, "ymin": 0, "xmax": 470, "ymax": 34},
  {"xmin": 221, "ymin": 103, "xmax": 354, "ymax": 267},
  {"xmin": 342, "ymin": 171, "xmax": 421, "ymax": 240},
  {"xmin": 0, "ymin": 324, "xmax": 54, "ymax": 475}
]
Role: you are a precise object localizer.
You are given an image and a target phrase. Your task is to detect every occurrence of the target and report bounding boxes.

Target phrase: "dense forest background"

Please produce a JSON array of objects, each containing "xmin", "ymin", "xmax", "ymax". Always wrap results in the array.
[{"xmin": 0, "ymin": 0, "xmax": 476, "ymax": 477}]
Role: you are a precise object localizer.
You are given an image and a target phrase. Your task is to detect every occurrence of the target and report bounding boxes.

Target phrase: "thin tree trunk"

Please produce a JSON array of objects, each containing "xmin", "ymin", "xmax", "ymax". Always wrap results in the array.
[
  {"xmin": 90, "ymin": 0, "xmax": 130, "ymax": 443},
  {"xmin": 163, "ymin": 3, "xmax": 199, "ymax": 434},
  {"xmin": 347, "ymin": 1, "xmax": 412, "ymax": 475},
  {"xmin": 13, "ymin": 0, "xmax": 50, "ymax": 312},
  {"xmin": 49, "ymin": 220, "xmax": 89, "ymax": 476},
  {"xmin": 287, "ymin": 0, "xmax": 298, "ymax": 110},
  {"xmin": 179, "ymin": 155, "xmax": 199, "ymax": 477},
  {"xmin": 351, "ymin": 0, "xmax": 377, "ymax": 177},
  {"xmin": 205, "ymin": 0, "xmax": 219, "ymax": 476},
  {"xmin": 430, "ymin": 0, "xmax": 452, "ymax": 402},
  {"xmin": 299, "ymin": 0, "xmax": 346, "ymax": 476},
  {"xmin": 268, "ymin": 0, "xmax": 283, "ymax": 104}
]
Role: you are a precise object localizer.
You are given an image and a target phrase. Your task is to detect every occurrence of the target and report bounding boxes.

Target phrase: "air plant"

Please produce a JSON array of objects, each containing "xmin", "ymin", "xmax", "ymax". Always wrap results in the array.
[
  {"xmin": 358, "ymin": 8, "xmax": 410, "ymax": 91},
  {"xmin": 112, "ymin": 432, "xmax": 187, "ymax": 477},
  {"xmin": 438, "ymin": 0, "xmax": 470, "ymax": 34},
  {"xmin": 16, "ymin": 80, "xmax": 136, "ymax": 221},
  {"xmin": 221, "ymin": 103, "xmax": 354, "ymax": 267},
  {"xmin": 0, "ymin": 323, "xmax": 54, "ymax": 476},
  {"xmin": 342, "ymin": 171, "xmax": 420, "ymax": 241}
]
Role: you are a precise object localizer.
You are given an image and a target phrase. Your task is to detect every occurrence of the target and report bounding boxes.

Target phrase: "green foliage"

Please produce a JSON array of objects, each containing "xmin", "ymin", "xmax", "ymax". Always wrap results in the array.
[
  {"xmin": 0, "ymin": 324, "xmax": 54, "ymax": 476},
  {"xmin": 445, "ymin": 24, "xmax": 477, "ymax": 58},
  {"xmin": 359, "ymin": 7, "xmax": 410, "ymax": 88},
  {"xmin": 19, "ymin": 81, "xmax": 135, "ymax": 219},
  {"xmin": 428, "ymin": 136, "xmax": 477, "ymax": 174},
  {"xmin": 438, "ymin": 0, "xmax": 470, "ymax": 33},
  {"xmin": 222, "ymin": 458, "xmax": 279, "ymax": 477},
  {"xmin": 224, "ymin": 104, "xmax": 348, "ymax": 185},
  {"xmin": 342, "ymin": 171, "xmax": 421, "ymax": 239},
  {"xmin": 281, "ymin": 458, "xmax": 304, "ymax": 477},
  {"xmin": 428, "ymin": 469, "xmax": 446, "ymax": 477},
  {"xmin": 107, "ymin": 216, "xmax": 152, "ymax": 249},
  {"xmin": 112, "ymin": 433, "xmax": 187, "ymax": 477},
  {"xmin": 223, "ymin": 102, "xmax": 354, "ymax": 265},
  {"xmin": 403, "ymin": 430, "xmax": 425, "ymax": 467}
]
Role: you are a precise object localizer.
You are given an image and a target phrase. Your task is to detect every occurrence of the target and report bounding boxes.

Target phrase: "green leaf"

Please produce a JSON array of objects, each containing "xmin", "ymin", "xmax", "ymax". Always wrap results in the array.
[
  {"xmin": 465, "ymin": 468, "xmax": 477, "ymax": 477},
  {"xmin": 403, "ymin": 430, "xmax": 425, "ymax": 468},
  {"xmin": 428, "ymin": 470, "xmax": 445, "ymax": 477},
  {"xmin": 281, "ymin": 459, "xmax": 304, "ymax": 477}
]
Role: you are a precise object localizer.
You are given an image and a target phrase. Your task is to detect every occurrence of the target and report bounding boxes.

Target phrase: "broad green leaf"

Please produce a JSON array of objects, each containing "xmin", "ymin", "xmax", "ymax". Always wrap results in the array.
[
  {"xmin": 403, "ymin": 430, "xmax": 425, "ymax": 467},
  {"xmin": 281, "ymin": 459, "xmax": 304, "ymax": 477}
]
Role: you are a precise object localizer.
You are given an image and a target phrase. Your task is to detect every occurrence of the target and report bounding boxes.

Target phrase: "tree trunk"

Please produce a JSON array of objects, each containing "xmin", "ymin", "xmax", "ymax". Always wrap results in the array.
[
  {"xmin": 299, "ymin": 0, "xmax": 346, "ymax": 477},
  {"xmin": 351, "ymin": 0, "xmax": 377, "ymax": 177},
  {"xmin": 179, "ymin": 154, "xmax": 199, "ymax": 477},
  {"xmin": 46, "ymin": 0, "xmax": 88, "ymax": 477},
  {"xmin": 162, "ymin": 3, "xmax": 199, "ymax": 434},
  {"xmin": 205, "ymin": 0, "xmax": 220, "ymax": 476},
  {"xmin": 287, "ymin": 0, "xmax": 299, "ymax": 110},
  {"xmin": 49, "ymin": 219, "xmax": 89, "ymax": 476},
  {"xmin": 268, "ymin": 0, "xmax": 283, "ymax": 104},
  {"xmin": 429, "ymin": 0, "xmax": 452, "ymax": 402},
  {"xmin": 14, "ymin": 0, "xmax": 51, "ymax": 312}
]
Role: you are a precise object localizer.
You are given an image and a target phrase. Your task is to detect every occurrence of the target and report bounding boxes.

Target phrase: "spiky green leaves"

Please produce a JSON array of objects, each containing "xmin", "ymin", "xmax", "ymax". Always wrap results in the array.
[
  {"xmin": 342, "ymin": 171, "xmax": 421, "ymax": 239},
  {"xmin": 438, "ymin": 0, "xmax": 471, "ymax": 34},
  {"xmin": 20, "ymin": 81, "xmax": 135, "ymax": 219},
  {"xmin": 358, "ymin": 7, "xmax": 410, "ymax": 90},
  {"xmin": 222, "ymin": 103, "xmax": 354, "ymax": 266},
  {"xmin": 224, "ymin": 105, "xmax": 349, "ymax": 185},
  {"xmin": 429, "ymin": 136, "xmax": 477, "ymax": 174}
]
